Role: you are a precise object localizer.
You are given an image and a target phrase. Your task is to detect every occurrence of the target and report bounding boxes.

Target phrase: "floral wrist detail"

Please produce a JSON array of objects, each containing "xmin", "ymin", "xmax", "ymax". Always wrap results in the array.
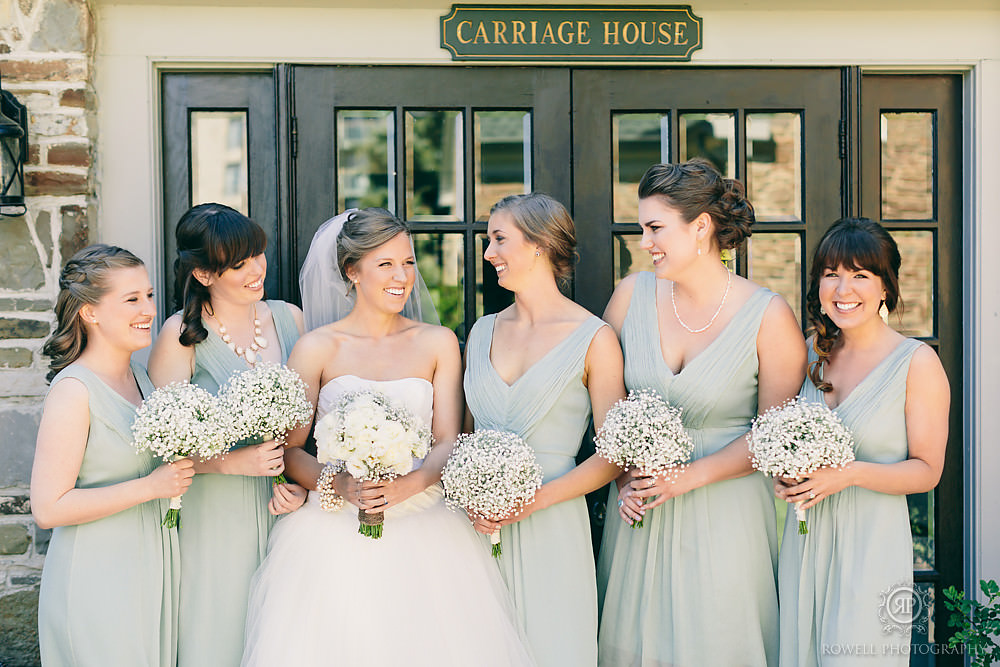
[{"xmin": 316, "ymin": 464, "xmax": 345, "ymax": 512}]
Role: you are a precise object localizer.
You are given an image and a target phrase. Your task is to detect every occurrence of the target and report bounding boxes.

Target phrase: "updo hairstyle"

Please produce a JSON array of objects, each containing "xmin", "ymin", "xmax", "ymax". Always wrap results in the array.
[
  {"xmin": 174, "ymin": 203, "xmax": 267, "ymax": 347},
  {"xmin": 806, "ymin": 217, "xmax": 902, "ymax": 392},
  {"xmin": 336, "ymin": 208, "xmax": 411, "ymax": 291},
  {"xmin": 44, "ymin": 244, "xmax": 145, "ymax": 382},
  {"xmin": 637, "ymin": 158, "xmax": 754, "ymax": 250},
  {"xmin": 489, "ymin": 193, "xmax": 577, "ymax": 283}
]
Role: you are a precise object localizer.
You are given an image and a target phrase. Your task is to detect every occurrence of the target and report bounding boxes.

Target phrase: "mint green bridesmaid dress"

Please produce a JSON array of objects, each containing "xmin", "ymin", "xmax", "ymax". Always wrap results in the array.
[
  {"xmin": 38, "ymin": 363, "xmax": 178, "ymax": 667},
  {"xmin": 178, "ymin": 300, "xmax": 299, "ymax": 667},
  {"xmin": 465, "ymin": 313, "xmax": 608, "ymax": 667},
  {"xmin": 597, "ymin": 272, "xmax": 779, "ymax": 667},
  {"xmin": 778, "ymin": 338, "xmax": 922, "ymax": 666}
]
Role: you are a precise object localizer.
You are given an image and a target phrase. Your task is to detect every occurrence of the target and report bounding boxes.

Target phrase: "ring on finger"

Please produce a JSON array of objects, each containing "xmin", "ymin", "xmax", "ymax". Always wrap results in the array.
[
  {"xmin": 618, "ymin": 498, "xmax": 624, "ymax": 508},
  {"xmin": 809, "ymin": 492, "xmax": 816, "ymax": 499}
]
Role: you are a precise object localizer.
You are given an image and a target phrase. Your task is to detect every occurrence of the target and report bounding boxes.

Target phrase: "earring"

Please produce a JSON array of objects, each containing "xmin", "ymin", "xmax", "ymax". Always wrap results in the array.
[
  {"xmin": 535, "ymin": 250, "xmax": 541, "ymax": 257},
  {"xmin": 697, "ymin": 246, "xmax": 703, "ymax": 256}
]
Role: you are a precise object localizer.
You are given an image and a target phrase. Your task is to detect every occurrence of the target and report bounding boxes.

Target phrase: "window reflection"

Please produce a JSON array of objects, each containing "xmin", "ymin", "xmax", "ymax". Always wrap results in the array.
[
  {"xmin": 747, "ymin": 113, "xmax": 801, "ymax": 222},
  {"xmin": 613, "ymin": 113, "xmax": 669, "ymax": 223},
  {"xmin": 413, "ymin": 233, "xmax": 465, "ymax": 339},
  {"xmin": 191, "ymin": 111, "xmax": 248, "ymax": 213},
  {"xmin": 475, "ymin": 111, "xmax": 531, "ymax": 221},
  {"xmin": 406, "ymin": 110, "xmax": 463, "ymax": 221},
  {"xmin": 337, "ymin": 110, "xmax": 394, "ymax": 213},
  {"xmin": 613, "ymin": 234, "xmax": 655, "ymax": 282},
  {"xmin": 748, "ymin": 232, "xmax": 801, "ymax": 324},
  {"xmin": 881, "ymin": 112, "xmax": 934, "ymax": 220},
  {"xmin": 680, "ymin": 113, "xmax": 735, "ymax": 178},
  {"xmin": 890, "ymin": 230, "xmax": 934, "ymax": 337}
]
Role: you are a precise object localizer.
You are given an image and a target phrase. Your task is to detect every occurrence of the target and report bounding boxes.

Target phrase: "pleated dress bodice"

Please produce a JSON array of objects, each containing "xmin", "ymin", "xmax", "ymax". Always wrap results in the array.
[
  {"xmin": 38, "ymin": 362, "xmax": 179, "ymax": 667},
  {"xmin": 178, "ymin": 299, "xmax": 300, "ymax": 667},
  {"xmin": 778, "ymin": 338, "xmax": 921, "ymax": 667},
  {"xmin": 464, "ymin": 312, "xmax": 608, "ymax": 667},
  {"xmin": 597, "ymin": 271, "xmax": 780, "ymax": 667}
]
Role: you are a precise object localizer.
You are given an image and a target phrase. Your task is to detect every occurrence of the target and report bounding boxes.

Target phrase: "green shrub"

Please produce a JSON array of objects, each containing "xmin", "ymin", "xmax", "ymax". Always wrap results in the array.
[{"xmin": 943, "ymin": 579, "xmax": 1000, "ymax": 666}]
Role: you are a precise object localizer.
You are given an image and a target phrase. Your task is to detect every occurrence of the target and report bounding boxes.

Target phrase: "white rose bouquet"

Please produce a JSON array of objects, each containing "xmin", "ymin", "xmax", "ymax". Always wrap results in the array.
[
  {"xmin": 313, "ymin": 389, "xmax": 432, "ymax": 539},
  {"xmin": 747, "ymin": 396, "xmax": 855, "ymax": 535},
  {"xmin": 217, "ymin": 362, "xmax": 313, "ymax": 485},
  {"xmin": 441, "ymin": 429, "xmax": 544, "ymax": 558},
  {"xmin": 594, "ymin": 389, "xmax": 694, "ymax": 529},
  {"xmin": 131, "ymin": 381, "xmax": 231, "ymax": 528}
]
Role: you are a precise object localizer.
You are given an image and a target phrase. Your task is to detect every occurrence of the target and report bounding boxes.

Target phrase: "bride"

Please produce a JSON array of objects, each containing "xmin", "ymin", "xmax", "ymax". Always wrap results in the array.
[{"xmin": 241, "ymin": 208, "xmax": 534, "ymax": 666}]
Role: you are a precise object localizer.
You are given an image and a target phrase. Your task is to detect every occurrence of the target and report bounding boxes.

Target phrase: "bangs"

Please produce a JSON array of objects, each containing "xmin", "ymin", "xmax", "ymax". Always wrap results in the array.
[
  {"xmin": 200, "ymin": 209, "xmax": 267, "ymax": 273},
  {"xmin": 814, "ymin": 224, "xmax": 891, "ymax": 276}
]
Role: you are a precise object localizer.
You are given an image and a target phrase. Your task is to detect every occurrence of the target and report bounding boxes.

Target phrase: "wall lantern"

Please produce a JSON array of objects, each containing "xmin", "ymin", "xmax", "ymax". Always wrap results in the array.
[{"xmin": 0, "ymin": 75, "xmax": 28, "ymax": 217}]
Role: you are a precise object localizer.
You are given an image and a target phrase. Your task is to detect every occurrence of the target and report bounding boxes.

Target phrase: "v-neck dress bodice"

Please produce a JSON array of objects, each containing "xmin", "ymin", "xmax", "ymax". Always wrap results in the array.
[
  {"xmin": 464, "ymin": 312, "xmax": 608, "ymax": 667},
  {"xmin": 597, "ymin": 271, "xmax": 780, "ymax": 667},
  {"xmin": 38, "ymin": 363, "xmax": 179, "ymax": 667},
  {"xmin": 778, "ymin": 338, "xmax": 922, "ymax": 667},
  {"xmin": 178, "ymin": 299, "xmax": 300, "ymax": 667}
]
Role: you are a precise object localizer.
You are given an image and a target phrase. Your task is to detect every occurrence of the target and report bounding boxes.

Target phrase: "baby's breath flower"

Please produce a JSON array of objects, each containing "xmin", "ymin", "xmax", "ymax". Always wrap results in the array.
[
  {"xmin": 441, "ymin": 430, "xmax": 543, "ymax": 557},
  {"xmin": 747, "ymin": 396, "xmax": 855, "ymax": 534}
]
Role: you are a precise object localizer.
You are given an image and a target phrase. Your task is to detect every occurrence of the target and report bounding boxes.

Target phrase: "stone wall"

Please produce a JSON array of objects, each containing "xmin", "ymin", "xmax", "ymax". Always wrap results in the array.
[{"xmin": 0, "ymin": 0, "xmax": 95, "ymax": 663}]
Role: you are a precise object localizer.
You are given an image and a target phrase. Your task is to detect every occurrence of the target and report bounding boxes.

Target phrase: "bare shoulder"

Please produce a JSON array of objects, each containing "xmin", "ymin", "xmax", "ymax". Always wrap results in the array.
[
  {"xmin": 907, "ymin": 342, "xmax": 949, "ymax": 391},
  {"xmin": 157, "ymin": 311, "xmax": 185, "ymax": 340},
  {"xmin": 587, "ymin": 322, "xmax": 623, "ymax": 356},
  {"xmin": 291, "ymin": 324, "xmax": 342, "ymax": 358},
  {"xmin": 756, "ymin": 283, "xmax": 800, "ymax": 334},
  {"xmin": 603, "ymin": 271, "xmax": 644, "ymax": 331},
  {"xmin": 412, "ymin": 321, "xmax": 460, "ymax": 356},
  {"xmin": 44, "ymin": 374, "xmax": 89, "ymax": 411}
]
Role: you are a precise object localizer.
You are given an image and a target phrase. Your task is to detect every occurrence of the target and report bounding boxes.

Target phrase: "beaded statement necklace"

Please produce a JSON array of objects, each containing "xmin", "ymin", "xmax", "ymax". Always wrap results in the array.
[
  {"xmin": 207, "ymin": 302, "xmax": 269, "ymax": 365},
  {"xmin": 671, "ymin": 270, "xmax": 733, "ymax": 334}
]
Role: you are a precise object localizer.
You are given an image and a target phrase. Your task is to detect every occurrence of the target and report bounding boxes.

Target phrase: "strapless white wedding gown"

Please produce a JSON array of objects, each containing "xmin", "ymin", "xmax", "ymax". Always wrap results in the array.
[{"xmin": 242, "ymin": 375, "xmax": 534, "ymax": 666}]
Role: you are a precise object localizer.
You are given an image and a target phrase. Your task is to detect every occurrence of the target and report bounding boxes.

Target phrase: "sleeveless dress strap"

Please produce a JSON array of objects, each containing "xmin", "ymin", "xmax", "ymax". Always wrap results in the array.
[{"xmin": 265, "ymin": 300, "xmax": 300, "ymax": 361}]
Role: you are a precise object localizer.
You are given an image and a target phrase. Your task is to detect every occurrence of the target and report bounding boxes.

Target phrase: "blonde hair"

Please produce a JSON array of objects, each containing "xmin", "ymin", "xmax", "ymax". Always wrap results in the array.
[
  {"xmin": 44, "ymin": 244, "xmax": 145, "ymax": 382},
  {"xmin": 490, "ymin": 193, "xmax": 577, "ymax": 283},
  {"xmin": 337, "ymin": 208, "xmax": 411, "ymax": 288}
]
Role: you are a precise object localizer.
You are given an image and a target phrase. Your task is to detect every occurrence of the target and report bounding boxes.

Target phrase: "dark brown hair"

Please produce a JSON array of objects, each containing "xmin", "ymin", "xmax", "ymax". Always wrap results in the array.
[
  {"xmin": 44, "ymin": 244, "xmax": 145, "ymax": 382},
  {"xmin": 806, "ymin": 217, "xmax": 902, "ymax": 392},
  {"xmin": 637, "ymin": 158, "xmax": 754, "ymax": 249},
  {"xmin": 490, "ymin": 193, "xmax": 577, "ymax": 283},
  {"xmin": 173, "ymin": 203, "xmax": 267, "ymax": 347}
]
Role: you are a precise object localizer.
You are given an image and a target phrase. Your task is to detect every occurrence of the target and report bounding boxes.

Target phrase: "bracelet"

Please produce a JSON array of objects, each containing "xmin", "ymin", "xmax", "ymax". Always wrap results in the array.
[{"xmin": 316, "ymin": 464, "xmax": 345, "ymax": 512}]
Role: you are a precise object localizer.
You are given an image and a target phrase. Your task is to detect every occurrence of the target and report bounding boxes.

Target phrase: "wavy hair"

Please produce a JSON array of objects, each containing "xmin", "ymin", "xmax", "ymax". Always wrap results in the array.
[
  {"xmin": 173, "ymin": 203, "xmax": 267, "ymax": 347},
  {"xmin": 806, "ymin": 217, "xmax": 902, "ymax": 392},
  {"xmin": 44, "ymin": 244, "xmax": 145, "ymax": 382}
]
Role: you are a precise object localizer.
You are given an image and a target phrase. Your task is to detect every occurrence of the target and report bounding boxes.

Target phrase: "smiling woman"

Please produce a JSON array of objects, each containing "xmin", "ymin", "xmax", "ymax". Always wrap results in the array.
[
  {"xmin": 32, "ymin": 245, "xmax": 194, "ymax": 666},
  {"xmin": 146, "ymin": 204, "xmax": 305, "ymax": 667}
]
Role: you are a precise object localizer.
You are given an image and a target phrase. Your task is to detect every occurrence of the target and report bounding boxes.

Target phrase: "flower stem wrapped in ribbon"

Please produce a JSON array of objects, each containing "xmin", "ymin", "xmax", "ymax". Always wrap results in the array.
[
  {"xmin": 747, "ymin": 396, "xmax": 855, "ymax": 535},
  {"xmin": 442, "ymin": 429, "xmax": 543, "ymax": 557},
  {"xmin": 217, "ymin": 362, "xmax": 313, "ymax": 486},
  {"xmin": 313, "ymin": 389, "xmax": 432, "ymax": 539},
  {"xmin": 594, "ymin": 389, "xmax": 694, "ymax": 529},
  {"xmin": 131, "ymin": 381, "xmax": 231, "ymax": 528}
]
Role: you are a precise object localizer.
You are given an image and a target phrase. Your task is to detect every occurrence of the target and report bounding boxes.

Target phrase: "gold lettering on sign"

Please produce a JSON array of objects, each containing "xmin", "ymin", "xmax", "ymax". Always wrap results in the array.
[
  {"xmin": 622, "ymin": 21, "xmax": 639, "ymax": 45},
  {"xmin": 530, "ymin": 20, "xmax": 538, "ymax": 44},
  {"xmin": 492, "ymin": 20, "xmax": 508, "ymax": 43},
  {"xmin": 512, "ymin": 20, "xmax": 526, "ymax": 44},
  {"xmin": 658, "ymin": 22, "xmax": 672, "ymax": 44},
  {"xmin": 457, "ymin": 20, "xmax": 474, "ymax": 44},
  {"xmin": 603, "ymin": 21, "xmax": 620, "ymax": 45},
  {"xmin": 640, "ymin": 21, "xmax": 656, "ymax": 45},
  {"xmin": 675, "ymin": 21, "xmax": 688, "ymax": 45},
  {"xmin": 474, "ymin": 21, "xmax": 489, "ymax": 43},
  {"xmin": 557, "ymin": 20, "xmax": 574, "ymax": 44},
  {"xmin": 578, "ymin": 21, "xmax": 591, "ymax": 45},
  {"xmin": 540, "ymin": 22, "xmax": 557, "ymax": 44}
]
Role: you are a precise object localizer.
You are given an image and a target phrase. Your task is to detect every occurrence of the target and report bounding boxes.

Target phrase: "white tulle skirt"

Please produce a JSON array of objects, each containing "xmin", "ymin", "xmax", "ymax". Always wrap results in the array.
[{"xmin": 242, "ymin": 484, "xmax": 535, "ymax": 666}]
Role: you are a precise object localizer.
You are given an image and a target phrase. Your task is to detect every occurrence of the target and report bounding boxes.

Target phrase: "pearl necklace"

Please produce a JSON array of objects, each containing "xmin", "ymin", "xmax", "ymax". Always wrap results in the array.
[
  {"xmin": 671, "ymin": 270, "xmax": 733, "ymax": 334},
  {"xmin": 209, "ymin": 303, "xmax": 269, "ymax": 365}
]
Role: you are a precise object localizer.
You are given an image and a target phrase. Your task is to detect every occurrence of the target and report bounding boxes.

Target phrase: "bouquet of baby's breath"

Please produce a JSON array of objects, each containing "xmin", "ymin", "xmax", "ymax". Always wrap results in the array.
[
  {"xmin": 313, "ymin": 389, "xmax": 432, "ymax": 539},
  {"xmin": 442, "ymin": 430, "xmax": 544, "ymax": 558},
  {"xmin": 217, "ymin": 363, "xmax": 313, "ymax": 485},
  {"xmin": 131, "ymin": 381, "xmax": 231, "ymax": 528},
  {"xmin": 747, "ymin": 396, "xmax": 855, "ymax": 535},
  {"xmin": 594, "ymin": 389, "xmax": 694, "ymax": 529}
]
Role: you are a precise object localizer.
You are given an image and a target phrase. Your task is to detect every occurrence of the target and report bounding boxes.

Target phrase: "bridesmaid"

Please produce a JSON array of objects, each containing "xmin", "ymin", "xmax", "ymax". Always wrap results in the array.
[
  {"xmin": 597, "ymin": 159, "xmax": 805, "ymax": 666},
  {"xmin": 775, "ymin": 218, "xmax": 949, "ymax": 666},
  {"xmin": 32, "ymin": 245, "xmax": 194, "ymax": 666},
  {"xmin": 148, "ymin": 204, "xmax": 305, "ymax": 666},
  {"xmin": 464, "ymin": 193, "xmax": 626, "ymax": 667}
]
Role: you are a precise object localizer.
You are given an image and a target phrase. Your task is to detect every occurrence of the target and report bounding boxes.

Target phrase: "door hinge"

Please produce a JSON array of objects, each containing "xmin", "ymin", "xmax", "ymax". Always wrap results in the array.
[
  {"xmin": 291, "ymin": 116, "xmax": 298, "ymax": 159},
  {"xmin": 838, "ymin": 119, "xmax": 847, "ymax": 160}
]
